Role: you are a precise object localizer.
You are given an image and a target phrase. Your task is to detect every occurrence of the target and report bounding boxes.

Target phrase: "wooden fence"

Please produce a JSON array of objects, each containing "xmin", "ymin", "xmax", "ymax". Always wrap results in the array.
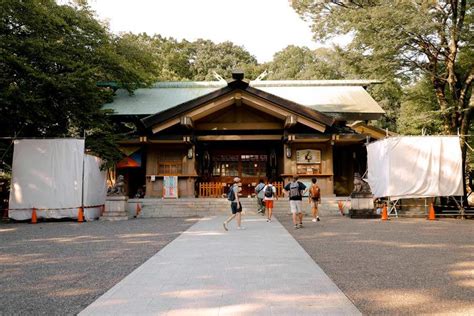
[
  {"xmin": 198, "ymin": 181, "xmax": 285, "ymax": 198},
  {"xmin": 273, "ymin": 181, "xmax": 284, "ymax": 197},
  {"xmin": 199, "ymin": 182, "xmax": 225, "ymax": 198}
]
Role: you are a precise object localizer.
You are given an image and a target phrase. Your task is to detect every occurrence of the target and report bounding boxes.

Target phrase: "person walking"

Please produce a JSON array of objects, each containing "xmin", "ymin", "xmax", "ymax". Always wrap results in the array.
[
  {"xmin": 262, "ymin": 180, "xmax": 277, "ymax": 222},
  {"xmin": 309, "ymin": 177, "xmax": 321, "ymax": 222},
  {"xmin": 284, "ymin": 175, "xmax": 306, "ymax": 229},
  {"xmin": 223, "ymin": 177, "xmax": 245, "ymax": 231},
  {"xmin": 255, "ymin": 179, "xmax": 266, "ymax": 215}
]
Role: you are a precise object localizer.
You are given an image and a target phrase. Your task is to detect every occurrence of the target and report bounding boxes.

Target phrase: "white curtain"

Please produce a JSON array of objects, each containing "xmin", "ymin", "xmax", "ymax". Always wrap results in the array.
[
  {"xmin": 367, "ymin": 136, "xmax": 463, "ymax": 199},
  {"xmin": 9, "ymin": 139, "xmax": 106, "ymax": 221}
]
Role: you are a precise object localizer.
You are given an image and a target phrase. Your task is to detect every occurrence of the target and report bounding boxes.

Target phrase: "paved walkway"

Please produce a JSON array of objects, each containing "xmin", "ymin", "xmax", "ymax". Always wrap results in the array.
[{"xmin": 80, "ymin": 216, "xmax": 360, "ymax": 316}]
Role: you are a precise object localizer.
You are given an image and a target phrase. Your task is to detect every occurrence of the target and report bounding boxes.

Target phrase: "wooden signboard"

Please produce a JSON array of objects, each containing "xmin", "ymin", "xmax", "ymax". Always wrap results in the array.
[
  {"xmin": 163, "ymin": 176, "xmax": 178, "ymax": 199},
  {"xmin": 296, "ymin": 149, "xmax": 321, "ymax": 164}
]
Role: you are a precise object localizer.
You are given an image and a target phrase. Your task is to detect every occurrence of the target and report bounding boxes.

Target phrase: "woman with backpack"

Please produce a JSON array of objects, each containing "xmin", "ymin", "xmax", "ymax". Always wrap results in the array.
[
  {"xmin": 309, "ymin": 177, "xmax": 321, "ymax": 222},
  {"xmin": 262, "ymin": 179, "xmax": 277, "ymax": 222}
]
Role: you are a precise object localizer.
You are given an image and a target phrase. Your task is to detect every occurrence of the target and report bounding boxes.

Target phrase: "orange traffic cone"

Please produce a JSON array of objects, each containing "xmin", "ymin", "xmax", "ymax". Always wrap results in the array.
[
  {"xmin": 77, "ymin": 207, "xmax": 84, "ymax": 223},
  {"xmin": 381, "ymin": 204, "xmax": 389, "ymax": 221},
  {"xmin": 427, "ymin": 202, "xmax": 436, "ymax": 220},
  {"xmin": 135, "ymin": 203, "xmax": 141, "ymax": 217},
  {"xmin": 31, "ymin": 208, "xmax": 37, "ymax": 224}
]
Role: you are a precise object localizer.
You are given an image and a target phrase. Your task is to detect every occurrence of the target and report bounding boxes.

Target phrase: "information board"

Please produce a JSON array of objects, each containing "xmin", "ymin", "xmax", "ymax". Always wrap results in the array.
[{"xmin": 163, "ymin": 176, "xmax": 178, "ymax": 198}]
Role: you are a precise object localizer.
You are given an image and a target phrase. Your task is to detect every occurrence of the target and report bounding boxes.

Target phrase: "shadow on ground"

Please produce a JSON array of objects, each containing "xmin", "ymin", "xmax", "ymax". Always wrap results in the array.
[
  {"xmin": 0, "ymin": 217, "xmax": 198, "ymax": 315},
  {"xmin": 276, "ymin": 215, "xmax": 474, "ymax": 315}
]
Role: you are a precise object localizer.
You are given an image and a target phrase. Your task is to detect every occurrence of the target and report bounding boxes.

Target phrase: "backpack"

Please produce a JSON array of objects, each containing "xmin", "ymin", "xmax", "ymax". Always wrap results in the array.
[
  {"xmin": 264, "ymin": 185, "xmax": 274, "ymax": 198},
  {"xmin": 289, "ymin": 181, "xmax": 301, "ymax": 198},
  {"xmin": 310, "ymin": 184, "xmax": 321, "ymax": 199},
  {"xmin": 227, "ymin": 186, "xmax": 236, "ymax": 201}
]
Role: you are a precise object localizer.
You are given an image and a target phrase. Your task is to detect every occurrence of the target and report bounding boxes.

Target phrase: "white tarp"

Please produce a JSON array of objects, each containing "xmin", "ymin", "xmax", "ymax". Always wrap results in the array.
[
  {"xmin": 83, "ymin": 155, "xmax": 107, "ymax": 220},
  {"xmin": 8, "ymin": 139, "xmax": 106, "ymax": 221},
  {"xmin": 367, "ymin": 136, "xmax": 463, "ymax": 199}
]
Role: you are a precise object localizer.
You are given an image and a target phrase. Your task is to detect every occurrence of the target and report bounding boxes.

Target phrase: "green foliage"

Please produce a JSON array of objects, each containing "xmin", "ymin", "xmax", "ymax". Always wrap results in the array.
[
  {"xmin": 397, "ymin": 78, "xmax": 443, "ymax": 135},
  {"xmin": 188, "ymin": 40, "xmax": 259, "ymax": 81},
  {"xmin": 267, "ymin": 46, "xmax": 345, "ymax": 80},
  {"xmin": 0, "ymin": 0, "xmax": 159, "ymax": 166},
  {"xmin": 292, "ymin": 0, "xmax": 473, "ymax": 136},
  {"xmin": 145, "ymin": 36, "xmax": 261, "ymax": 81}
]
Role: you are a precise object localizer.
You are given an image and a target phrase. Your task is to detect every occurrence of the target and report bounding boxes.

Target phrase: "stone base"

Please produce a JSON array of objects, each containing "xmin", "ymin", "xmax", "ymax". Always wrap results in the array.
[
  {"xmin": 350, "ymin": 197, "xmax": 377, "ymax": 218},
  {"xmin": 101, "ymin": 196, "xmax": 129, "ymax": 221}
]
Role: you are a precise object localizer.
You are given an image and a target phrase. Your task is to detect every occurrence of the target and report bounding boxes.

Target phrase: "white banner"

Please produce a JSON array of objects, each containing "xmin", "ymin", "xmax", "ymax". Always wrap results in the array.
[{"xmin": 367, "ymin": 136, "xmax": 463, "ymax": 198}]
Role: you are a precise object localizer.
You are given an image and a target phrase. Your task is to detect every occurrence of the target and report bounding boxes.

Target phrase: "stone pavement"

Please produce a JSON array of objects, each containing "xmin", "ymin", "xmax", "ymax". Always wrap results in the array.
[{"xmin": 80, "ymin": 216, "xmax": 360, "ymax": 316}]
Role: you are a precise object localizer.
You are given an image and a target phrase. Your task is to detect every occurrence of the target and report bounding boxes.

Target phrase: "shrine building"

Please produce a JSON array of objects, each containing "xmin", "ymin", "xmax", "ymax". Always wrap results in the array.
[{"xmin": 104, "ymin": 71, "xmax": 387, "ymax": 198}]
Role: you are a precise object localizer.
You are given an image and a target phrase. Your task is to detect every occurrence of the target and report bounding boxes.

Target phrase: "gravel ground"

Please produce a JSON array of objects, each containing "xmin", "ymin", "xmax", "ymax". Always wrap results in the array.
[
  {"xmin": 0, "ymin": 217, "xmax": 198, "ymax": 315},
  {"xmin": 277, "ymin": 215, "xmax": 474, "ymax": 315}
]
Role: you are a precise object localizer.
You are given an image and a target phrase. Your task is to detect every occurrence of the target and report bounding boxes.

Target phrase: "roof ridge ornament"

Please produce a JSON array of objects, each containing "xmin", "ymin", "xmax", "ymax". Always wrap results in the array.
[
  {"xmin": 231, "ymin": 69, "xmax": 244, "ymax": 81},
  {"xmin": 212, "ymin": 71, "xmax": 226, "ymax": 83},
  {"xmin": 254, "ymin": 69, "xmax": 269, "ymax": 81}
]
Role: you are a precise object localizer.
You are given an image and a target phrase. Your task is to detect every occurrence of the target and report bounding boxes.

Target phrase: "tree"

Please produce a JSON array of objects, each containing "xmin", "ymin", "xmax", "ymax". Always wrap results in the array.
[
  {"xmin": 292, "ymin": 0, "xmax": 473, "ymax": 158},
  {"xmin": 0, "ymin": 0, "xmax": 159, "ymax": 165},
  {"xmin": 267, "ymin": 45, "xmax": 346, "ymax": 79},
  {"xmin": 188, "ymin": 39, "xmax": 260, "ymax": 80},
  {"xmin": 398, "ymin": 77, "xmax": 443, "ymax": 135}
]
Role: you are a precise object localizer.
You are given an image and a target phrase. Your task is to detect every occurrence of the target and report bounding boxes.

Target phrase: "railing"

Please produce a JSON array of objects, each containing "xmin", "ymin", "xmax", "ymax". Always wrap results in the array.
[
  {"xmin": 199, "ymin": 182, "xmax": 224, "ymax": 198},
  {"xmin": 273, "ymin": 181, "xmax": 284, "ymax": 197},
  {"xmin": 198, "ymin": 181, "xmax": 285, "ymax": 198}
]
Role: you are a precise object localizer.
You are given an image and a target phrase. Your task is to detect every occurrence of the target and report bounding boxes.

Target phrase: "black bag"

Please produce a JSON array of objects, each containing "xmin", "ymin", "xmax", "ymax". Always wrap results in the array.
[
  {"xmin": 227, "ymin": 187, "xmax": 236, "ymax": 201},
  {"xmin": 264, "ymin": 186, "xmax": 274, "ymax": 198}
]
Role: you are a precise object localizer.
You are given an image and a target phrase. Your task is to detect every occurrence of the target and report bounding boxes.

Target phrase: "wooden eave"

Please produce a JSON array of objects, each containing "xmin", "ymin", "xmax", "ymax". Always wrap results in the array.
[{"xmin": 141, "ymin": 79, "xmax": 335, "ymax": 134}]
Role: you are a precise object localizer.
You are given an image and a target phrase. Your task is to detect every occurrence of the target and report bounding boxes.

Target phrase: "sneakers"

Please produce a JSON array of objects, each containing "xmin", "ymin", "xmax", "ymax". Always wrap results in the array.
[
  {"xmin": 317, "ymin": 217, "xmax": 320, "ymax": 222},
  {"xmin": 266, "ymin": 218, "xmax": 272, "ymax": 222},
  {"xmin": 298, "ymin": 223, "xmax": 303, "ymax": 228},
  {"xmin": 237, "ymin": 226, "xmax": 246, "ymax": 230},
  {"xmin": 312, "ymin": 218, "xmax": 317, "ymax": 222},
  {"xmin": 294, "ymin": 224, "xmax": 299, "ymax": 229},
  {"xmin": 223, "ymin": 222, "xmax": 228, "ymax": 231}
]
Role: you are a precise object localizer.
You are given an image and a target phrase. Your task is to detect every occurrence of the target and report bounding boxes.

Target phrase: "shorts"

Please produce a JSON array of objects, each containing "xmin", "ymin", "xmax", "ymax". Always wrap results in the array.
[
  {"xmin": 290, "ymin": 200, "xmax": 303, "ymax": 214},
  {"xmin": 311, "ymin": 198, "xmax": 320, "ymax": 207},
  {"xmin": 231, "ymin": 201, "xmax": 242, "ymax": 214},
  {"xmin": 265, "ymin": 200, "xmax": 274, "ymax": 209}
]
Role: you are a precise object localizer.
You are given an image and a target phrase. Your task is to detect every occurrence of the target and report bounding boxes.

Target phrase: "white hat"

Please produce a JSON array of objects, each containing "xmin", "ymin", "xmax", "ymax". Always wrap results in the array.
[{"xmin": 233, "ymin": 177, "xmax": 241, "ymax": 183}]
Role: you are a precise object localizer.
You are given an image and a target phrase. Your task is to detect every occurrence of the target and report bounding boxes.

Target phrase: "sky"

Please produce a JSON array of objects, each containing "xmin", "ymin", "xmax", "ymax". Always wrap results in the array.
[{"xmin": 87, "ymin": 0, "xmax": 322, "ymax": 63}]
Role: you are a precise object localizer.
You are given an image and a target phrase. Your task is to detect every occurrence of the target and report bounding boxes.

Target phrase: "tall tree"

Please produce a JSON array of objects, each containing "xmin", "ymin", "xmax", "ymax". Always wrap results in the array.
[
  {"xmin": 292, "ymin": 0, "xmax": 473, "ymax": 158},
  {"xmin": 0, "ymin": 0, "xmax": 159, "ymax": 164},
  {"xmin": 188, "ymin": 39, "xmax": 260, "ymax": 80}
]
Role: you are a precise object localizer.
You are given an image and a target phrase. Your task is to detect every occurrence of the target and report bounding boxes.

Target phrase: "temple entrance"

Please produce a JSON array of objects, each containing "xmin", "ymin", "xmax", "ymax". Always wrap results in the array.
[{"xmin": 198, "ymin": 141, "xmax": 283, "ymax": 196}]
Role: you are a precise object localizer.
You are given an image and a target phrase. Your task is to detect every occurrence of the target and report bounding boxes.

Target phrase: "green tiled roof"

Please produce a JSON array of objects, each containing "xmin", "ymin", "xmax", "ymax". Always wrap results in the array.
[{"xmin": 103, "ymin": 80, "xmax": 384, "ymax": 120}]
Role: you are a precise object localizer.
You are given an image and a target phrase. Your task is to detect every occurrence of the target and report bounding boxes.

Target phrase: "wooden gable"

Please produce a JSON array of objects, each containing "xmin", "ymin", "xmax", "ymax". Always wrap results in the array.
[{"xmin": 142, "ymin": 77, "xmax": 335, "ymax": 134}]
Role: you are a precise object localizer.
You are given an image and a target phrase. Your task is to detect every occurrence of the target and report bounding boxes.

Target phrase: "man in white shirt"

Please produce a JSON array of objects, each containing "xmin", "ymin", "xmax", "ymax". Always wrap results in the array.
[{"xmin": 262, "ymin": 180, "xmax": 277, "ymax": 222}]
